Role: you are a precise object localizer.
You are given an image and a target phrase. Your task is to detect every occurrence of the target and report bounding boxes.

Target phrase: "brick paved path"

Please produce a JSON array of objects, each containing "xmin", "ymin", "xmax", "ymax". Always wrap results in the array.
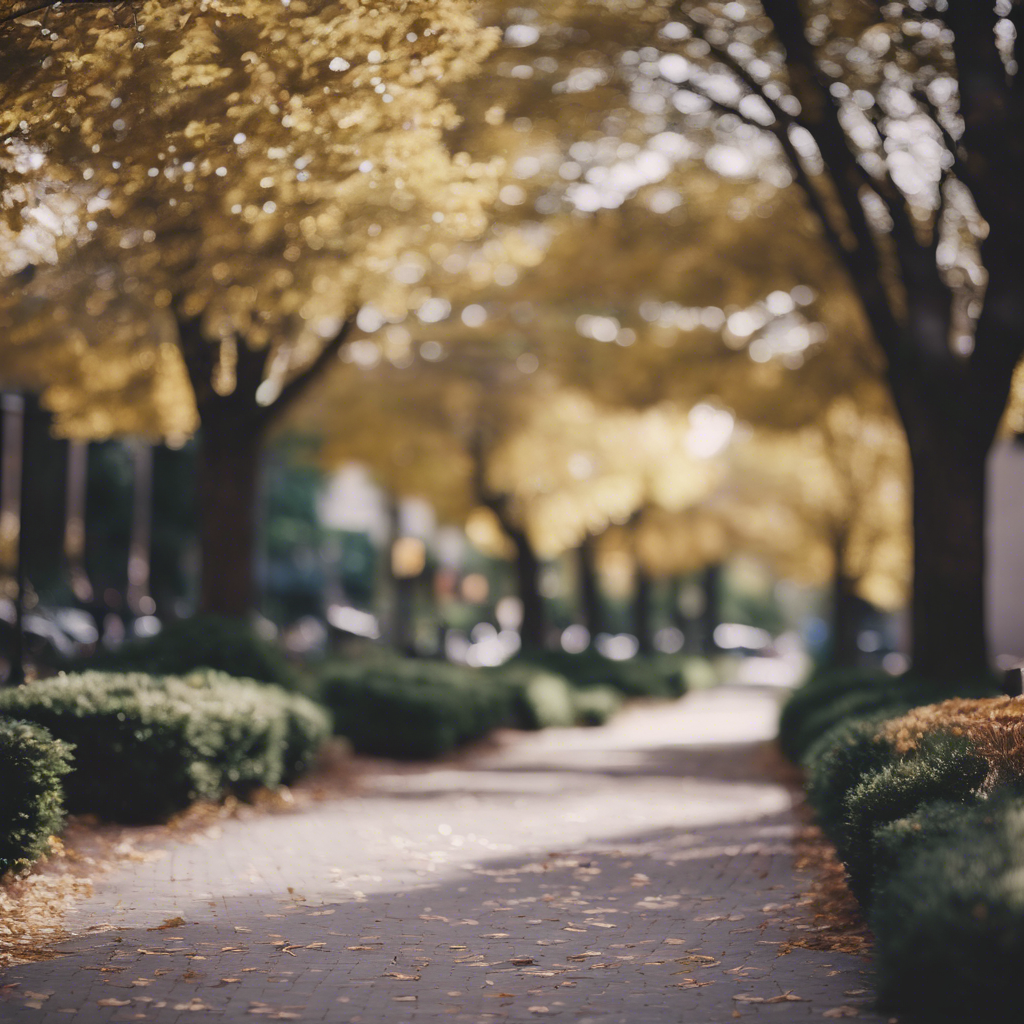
[{"xmin": 1, "ymin": 686, "xmax": 887, "ymax": 1023}]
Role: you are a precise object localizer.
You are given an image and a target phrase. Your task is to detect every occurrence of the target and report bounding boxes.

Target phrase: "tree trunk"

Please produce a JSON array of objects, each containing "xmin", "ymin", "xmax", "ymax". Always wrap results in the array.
[
  {"xmin": 195, "ymin": 406, "xmax": 262, "ymax": 618},
  {"xmin": 577, "ymin": 535, "xmax": 603, "ymax": 639},
  {"xmin": 64, "ymin": 439, "xmax": 93, "ymax": 604},
  {"xmin": 699, "ymin": 563, "xmax": 721, "ymax": 656},
  {"xmin": 899, "ymin": 402, "xmax": 990, "ymax": 679},
  {"xmin": 1, "ymin": 392, "xmax": 29, "ymax": 685},
  {"xmin": 634, "ymin": 567, "xmax": 654, "ymax": 656},
  {"xmin": 830, "ymin": 538, "xmax": 859, "ymax": 668},
  {"xmin": 510, "ymin": 527, "xmax": 545, "ymax": 652}
]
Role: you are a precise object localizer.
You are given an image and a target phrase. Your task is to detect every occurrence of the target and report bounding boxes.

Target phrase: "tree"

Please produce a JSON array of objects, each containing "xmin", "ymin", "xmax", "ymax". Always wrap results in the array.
[
  {"xmin": 1, "ymin": 0, "xmax": 499, "ymax": 614},
  {"xmin": 646, "ymin": 0, "xmax": 1023, "ymax": 675}
]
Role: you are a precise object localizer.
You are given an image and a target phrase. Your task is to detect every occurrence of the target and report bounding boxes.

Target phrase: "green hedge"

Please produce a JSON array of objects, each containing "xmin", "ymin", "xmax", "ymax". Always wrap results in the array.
[
  {"xmin": 316, "ymin": 656, "xmax": 628, "ymax": 760},
  {"xmin": 70, "ymin": 615, "xmax": 305, "ymax": 691},
  {"xmin": 485, "ymin": 662, "xmax": 623, "ymax": 730},
  {"xmin": 0, "ymin": 671, "xmax": 330, "ymax": 822},
  {"xmin": 782, "ymin": 666, "xmax": 1024, "ymax": 1021},
  {"xmin": 319, "ymin": 658, "xmax": 524, "ymax": 759},
  {"xmin": 513, "ymin": 650, "xmax": 695, "ymax": 699},
  {"xmin": 779, "ymin": 665, "xmax": 1000, "ymax": 762},
  {"xmin": 0, "ymin": 719, "xmax": 73, "ymax": 875},
  {"xmin": 872, "ymin": 791, "xmax": 1024, "ymax": 1023}
]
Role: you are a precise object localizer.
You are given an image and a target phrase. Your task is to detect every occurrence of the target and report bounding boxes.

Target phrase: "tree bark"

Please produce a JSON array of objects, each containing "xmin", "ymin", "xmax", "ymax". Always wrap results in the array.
[
  {"xmin": 194, "ymin": 403, "xmax": 262, "ymax": 618},
  {"xmin": 510, "ymin": 527, "xmax": 545, "ymax": 652},
  {"xmin": 895, "ymin": 390, "xmax": 991, "ymax": 679},
  {"xmin": 577, "ymin": 534, "xmax": 603, "ymax": 639},
  {"xmin": 634, "ymin": 567, "xmax": 654, "ymax": 656},
  {"xmin": 830, "ymin": 536, "xmax": 860, "ymax": 669},
  {"xmin": 179, "ymin": 320, "xmax": 270, "ymax": 618},
  {"xmin": 699, "ymin": 563, "xmax": 721, "ymax": 656},
  {"xmin": 177, "ymin": 313, "xmax": 354, "ymax": 619}
]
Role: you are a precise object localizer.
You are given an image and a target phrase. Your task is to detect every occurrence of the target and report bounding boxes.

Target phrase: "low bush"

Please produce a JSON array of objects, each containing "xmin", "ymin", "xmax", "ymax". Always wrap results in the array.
[
  {"xmin": 779, "ymin": 665, "xmax": 1000, "ymax": 762},
  {"xmin": 0, "ymin": 671, "xmax": 328, "ymax": 822},
  {"xmin": 71, "ymin": 614, "xmax": 305, "ymax": 691},
  {"xmin": 514, "ymin": 650, "xmax": 695, "ymax": 699},
  {"xmin": 570, "ymin": 685, "xmax": 623, "ymax": 726},
  {"xmin": 487, "ymin": 663, "xmax": 577, "ymax": 730},
  {"xmin": 318, "ymin": 659, "xmax": 518, "ymax": 759},
  {"xmin": 872, "ymin": 791, "xmax": 1024, "ymax": 1023},
  {"xmin": 784, "ymin": 668, "xmax": 1024, "ymax": 1023},
  {"xmin": 803, "ymin": 712, "xmax": 898, "ymax": 838},
  {"xmin": 0, "ymin": 719, "xmax": 73, "ymax": 875},
  {"xmin": 840, "ymin": 735, "xmax": 988, "ymax": 902}
]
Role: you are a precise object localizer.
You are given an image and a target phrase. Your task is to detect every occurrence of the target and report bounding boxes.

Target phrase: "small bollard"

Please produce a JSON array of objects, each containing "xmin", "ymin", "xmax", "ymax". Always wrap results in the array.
[{"xmin": 1003, "ymin": 667, "xmax": 1024, "ymax": 697}]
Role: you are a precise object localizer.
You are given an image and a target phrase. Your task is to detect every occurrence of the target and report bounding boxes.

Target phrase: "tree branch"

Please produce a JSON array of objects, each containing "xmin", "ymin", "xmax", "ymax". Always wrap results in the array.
[
  {"xmin": 669, "ymin": 3, "xmax": 904, "ymax": 357},
  {"xmin": 264, "ymin": 316, "xmax": 356, "ymax": 424}
]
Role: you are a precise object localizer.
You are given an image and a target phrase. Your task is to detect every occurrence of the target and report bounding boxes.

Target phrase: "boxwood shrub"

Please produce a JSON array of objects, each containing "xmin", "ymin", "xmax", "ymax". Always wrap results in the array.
[
  {"xmin": 783, "ymin": 666, "xmax": 1024, "ymax": 1022},
  {"xmin": 514, "ymin": 650, "xmax": 694, "ymax": 699},
  {"xmin": 0, "ymin": 671, "xmax": 329, "ymax": 822},
  {"xmin": 0, "ymin": 719, "xmax": 73, "ymax": 875},
  {"xmin": 779, "ymin": 665, "xmax": 1000, "ymax": 762},
  {"xmin": 318, "ymin": 658, "xmax": 518, "ymax": 759},
  {"xmin": 871, "ymin": 790, "xmax": 1024, "ymax": 1023}
]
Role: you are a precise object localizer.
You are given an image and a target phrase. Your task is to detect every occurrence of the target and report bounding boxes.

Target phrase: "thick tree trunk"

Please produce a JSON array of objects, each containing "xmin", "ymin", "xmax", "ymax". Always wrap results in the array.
[
  {"xmin": 634, "ymin": 567, "xmax": 654, "ymax": 656},
  {"xmin": 510, "ymin": 527, "xmax": 545, "ymax": 652},
  {"xmin": 195, "ymin": 406, "xmax": 262, "ymax": 618},
  {"xmin": 899, "ymin": 404, "xmax": 990, "ymax": 678},
  {"xmin": 577, "ymin": 535, "xmax": 603, "ymax": 639}
]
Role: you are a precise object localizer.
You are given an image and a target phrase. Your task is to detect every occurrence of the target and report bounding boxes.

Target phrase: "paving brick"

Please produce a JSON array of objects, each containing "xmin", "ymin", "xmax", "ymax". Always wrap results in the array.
[{"xmin": 0, "ymin": 686, "xmax": 889, "ymax": 1023}]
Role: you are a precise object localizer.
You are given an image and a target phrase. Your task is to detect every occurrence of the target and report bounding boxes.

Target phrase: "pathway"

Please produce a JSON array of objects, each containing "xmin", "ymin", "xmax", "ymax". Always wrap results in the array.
[{"xmin": 0, "ymin": 686, "xmax": 888, "ymax": 1023}]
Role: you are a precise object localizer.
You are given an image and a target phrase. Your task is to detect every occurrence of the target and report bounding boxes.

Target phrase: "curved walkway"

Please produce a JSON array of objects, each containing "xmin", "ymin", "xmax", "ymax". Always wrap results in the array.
[{"xmin": 0, "ymin": 686, "xmax": 886, "ymax": 1022}]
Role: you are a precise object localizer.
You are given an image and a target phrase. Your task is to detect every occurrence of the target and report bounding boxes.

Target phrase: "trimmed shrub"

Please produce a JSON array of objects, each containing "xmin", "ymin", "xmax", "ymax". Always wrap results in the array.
[
  {"xmin": 784, "ymin": 666, "xmax": 1022, "ymax": 1023},
  {"xmin": 515, "ymin": 650, "xmax": 692, "ymax": 699},
  {"xmin": 488, "ymin": 663, "xmax": 577, "ymax": 730},
  {"xmin": 779, "ymin": 666, "xmax": 1000, "ymax": 763},
  {"xmin": 318, "ymin": 659, "xmax": 518, "ymax": 759},
  {"xmin": 571, "ymin": 686, "xmax": 623, "ymax": 726},
  {"xmin": 0, "ymin": 672, "xmax": 216, "ymax": 821},
  {"xmin": 872, "ymin": 791, "xmax": 1024, "ymax": 1022},
  {"xmin": 840, "ymin": 735, "xmax": 988, "ymax": 902},
  {"xmin": 803, "ymin": 712, "xmax": 898, "ymax": 839},
  {"xmin": 0, "ymin": 719, "xmax": 72, "ymax": 875},
  {"xmin": 0, "ymin": 671, "xmax": 326, "ymax": 822},
  {"xmin": 275, "ymin": 690, "xmax": 334, "ymax": 783},
  {"xmin": 71, "ymin": 614, "xmax": 305, "ymax": 691}
]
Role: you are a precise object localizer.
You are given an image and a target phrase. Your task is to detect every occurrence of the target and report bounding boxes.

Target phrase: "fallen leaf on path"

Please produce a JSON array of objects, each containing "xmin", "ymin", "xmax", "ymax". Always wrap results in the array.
[
  {"xmin": 149, "ymin": 917, "xmax": 186, "ymax": 931},
  {"xmin": 510, "ymin": 957, "xmax": 536, "ymax": 966},
  {"xmin": 98, "ymin": 998, "xmax": 131, "ymax": 1007},
  {"xmin": 823, "ymin": 1009, "xmax": 860, "ymax": 1018},
  {"xmin": 767, "ymin": 993, "xmax": 804, "ymax": 1003},
  {"xmin": 383, "ymin": 973, "xmax": 420, "ymax": 980}
]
